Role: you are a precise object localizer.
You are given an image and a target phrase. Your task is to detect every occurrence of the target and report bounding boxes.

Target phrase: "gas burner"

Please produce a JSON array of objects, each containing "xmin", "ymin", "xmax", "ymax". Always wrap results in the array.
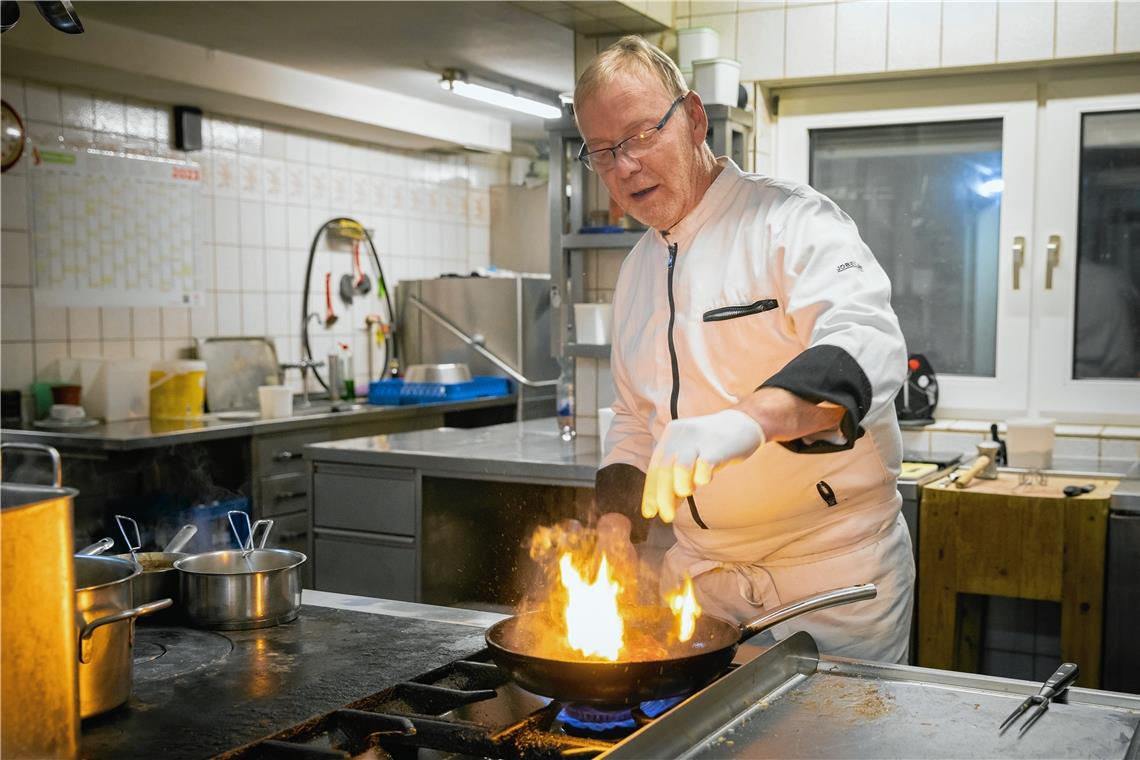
[
  {"xmin": 556, "ymin": 696, "xmax": 685, "ymax": 738},
  {"xmin": 133, "ymin": 627, "xmax": 233, "ymax": 682}
]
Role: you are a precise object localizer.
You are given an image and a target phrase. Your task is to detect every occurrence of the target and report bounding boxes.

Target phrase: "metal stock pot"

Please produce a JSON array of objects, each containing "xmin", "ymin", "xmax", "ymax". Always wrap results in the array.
[
  {"xmin": 74, "ymin": 555, "xmax": 171, "ymax": 717},
  {"xmin": 174, "ymin": 513, "xmax": 305, "ymax": 630}
]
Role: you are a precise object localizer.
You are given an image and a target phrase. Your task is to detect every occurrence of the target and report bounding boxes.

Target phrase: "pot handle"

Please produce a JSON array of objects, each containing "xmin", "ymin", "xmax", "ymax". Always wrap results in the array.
[
  {"xmin": 1, "ymin": 441, "xmax": 63, "ymax": 487},
  {"xmin": 738, "ymin": 583, "xmax": 877, "ymax": 642},
  {"xmin": 78, "ymin": 599, "xmax": 173, "ymax": 664},
  {"xmin": 77, "ymin": 537, "xmax": 114, "ymax": 556}
]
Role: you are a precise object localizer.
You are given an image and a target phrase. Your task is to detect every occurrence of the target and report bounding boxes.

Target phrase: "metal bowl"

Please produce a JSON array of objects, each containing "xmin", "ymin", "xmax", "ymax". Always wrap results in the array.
[{"xmin": 404, "ymin": 363, "xmax": 471, "ymax": 384}]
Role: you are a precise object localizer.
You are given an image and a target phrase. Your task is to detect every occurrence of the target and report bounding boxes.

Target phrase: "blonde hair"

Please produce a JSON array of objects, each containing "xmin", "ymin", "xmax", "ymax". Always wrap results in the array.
[{"xmin": 574, "ymin": 35, "xmax": 688, "ymax": 113}]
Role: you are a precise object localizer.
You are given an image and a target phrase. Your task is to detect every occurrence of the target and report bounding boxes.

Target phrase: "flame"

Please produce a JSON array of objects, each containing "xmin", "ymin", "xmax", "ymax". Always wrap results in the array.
[
  {"xmin": 560, "ymin": 552, "xmax": 623, "ymax": 660},
  {"xmin": 668, "ymin": 575, "xmax": 702, "ymax": 643}
]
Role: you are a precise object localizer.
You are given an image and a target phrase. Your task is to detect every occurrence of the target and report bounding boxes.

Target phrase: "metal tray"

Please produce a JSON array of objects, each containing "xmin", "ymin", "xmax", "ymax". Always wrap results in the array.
[
  {"xmin": 602, "ymin": 632, "xmax": 1140, "ymax": 759},
  {"xmin": 195, "ymin": 337, "xmax": 281, "ymax": 413}
]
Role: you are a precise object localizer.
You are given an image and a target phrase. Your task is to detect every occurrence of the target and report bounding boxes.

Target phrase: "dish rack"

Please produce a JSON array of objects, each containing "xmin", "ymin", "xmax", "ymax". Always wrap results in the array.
[{"xmin": 367, "ymin": 376, "xmax": 510, "ymax": 406}]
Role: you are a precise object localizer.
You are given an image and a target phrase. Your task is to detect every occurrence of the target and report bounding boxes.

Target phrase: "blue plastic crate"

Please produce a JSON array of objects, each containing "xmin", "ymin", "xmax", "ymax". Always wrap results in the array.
[{"xmin": 368, "ymin": 376, "xmax": 510, "ymax": 406}]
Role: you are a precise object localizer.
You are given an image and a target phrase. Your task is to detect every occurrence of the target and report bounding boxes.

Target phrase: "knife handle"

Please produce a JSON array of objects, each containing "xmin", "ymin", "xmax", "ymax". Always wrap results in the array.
[{"xmin": 1042, "ymin": 662, "xmax": 1079, "ymax": 695}]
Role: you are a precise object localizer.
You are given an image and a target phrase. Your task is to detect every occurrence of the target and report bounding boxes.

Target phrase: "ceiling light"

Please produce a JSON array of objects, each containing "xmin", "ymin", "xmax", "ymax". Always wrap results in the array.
[{"xmin": 440, "ymin": 68, "xmax": 561, "ymax": 120}]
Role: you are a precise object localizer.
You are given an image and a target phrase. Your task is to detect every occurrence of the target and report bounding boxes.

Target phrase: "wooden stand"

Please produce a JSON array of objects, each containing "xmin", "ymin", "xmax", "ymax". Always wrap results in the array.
[{"xmin": 918, "ymin": 472, "xmax": 1115, "ymax": 687}]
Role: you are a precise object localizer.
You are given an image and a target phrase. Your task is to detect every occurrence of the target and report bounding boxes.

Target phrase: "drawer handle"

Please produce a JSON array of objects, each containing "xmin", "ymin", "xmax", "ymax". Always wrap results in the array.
[
  {"xmin": 274, "ymin": 490, "xmax": 307, "ymax": 502},
  {"xmin": 273, "ymin": 450, "xmax": 302, "ymax": 462}
]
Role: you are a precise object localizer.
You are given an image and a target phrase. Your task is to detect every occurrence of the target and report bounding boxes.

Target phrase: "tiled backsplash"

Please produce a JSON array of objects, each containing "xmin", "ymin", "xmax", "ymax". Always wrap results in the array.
[
  {"xmin": 902, "ymin": 419, "xmax": 1140, "ymax": 467},
  {"xmin": 0, "ymin": 77, "xmax": 508, "ymax": 394}
]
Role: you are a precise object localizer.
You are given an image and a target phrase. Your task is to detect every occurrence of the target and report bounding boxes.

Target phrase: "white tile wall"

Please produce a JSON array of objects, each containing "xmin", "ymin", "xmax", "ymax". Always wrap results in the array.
[
  {"xmin": 785, "ymin": 2, "xmax": 837, "ymax": 78},
  {"xmin": 1055, "ymin": 0, "xmax": 1116, "ymax": 58},
  {"xmin": 942, "ymin": 0, "xmax": 997, "ymax": 67},
  {"xmin": 887, "ymin": 0, "xmax": 942, "ymax": 71},
  {"xmin": 0, "ymin": 78, "xmax": 505, "ymax": 394},
  {"xmin": 738, "ymin": 7, "xmax": 787, "ymax": 79},
  {"xmin": 1118, "ymin": 0, "xmax": 1140, "ymax": 52},
  {"xmin": 996, "ymin": 0, "xmax": 1055, "ymax": 63},
  {"xmin": 835, "ymin": 1, "xmax": 888, "ymax": 75}
]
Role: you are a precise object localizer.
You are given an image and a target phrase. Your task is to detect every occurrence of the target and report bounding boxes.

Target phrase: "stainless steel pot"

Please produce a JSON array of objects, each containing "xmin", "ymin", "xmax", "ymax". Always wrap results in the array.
[
  {"xmin": 113, "ymin": 517, "xmax": 197, "ymax": 607},
  {"xmin": 1, "ymin": 442, "xmax": 79, "ymax": 759},
  {"xmin": 174, "ymin": 513, "xmax": 305, "ymax": 630},
  {"xmin": 74, "ymin": 555, "xmax": 171, "ymax": 717}
]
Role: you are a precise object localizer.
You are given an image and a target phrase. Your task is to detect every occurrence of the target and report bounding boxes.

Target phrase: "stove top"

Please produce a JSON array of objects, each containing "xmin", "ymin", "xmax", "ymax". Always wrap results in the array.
[
  {"xmin": 79, "ymin": 605, "xmax": 491, "ymax": 759},
  {"xmin": 216, "ymin": 651, "xmax": 693, "ymax": 759}
]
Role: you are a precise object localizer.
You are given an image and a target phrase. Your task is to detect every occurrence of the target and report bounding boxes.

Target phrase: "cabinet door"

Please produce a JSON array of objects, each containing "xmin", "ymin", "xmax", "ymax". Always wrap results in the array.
[
  {"xmin": 1031, "ymin": 91, "xmax": 1140, "ymax": 423},
  {"xmin": 778, "ymin": 93, "xmax": 1038, "ymax": 418}
]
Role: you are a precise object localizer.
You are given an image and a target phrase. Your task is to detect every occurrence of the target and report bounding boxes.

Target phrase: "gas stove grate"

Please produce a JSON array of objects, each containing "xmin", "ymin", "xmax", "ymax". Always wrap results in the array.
[{"xmin": 215, "ymin": 652, "xmax": 623, "ymax": 759}]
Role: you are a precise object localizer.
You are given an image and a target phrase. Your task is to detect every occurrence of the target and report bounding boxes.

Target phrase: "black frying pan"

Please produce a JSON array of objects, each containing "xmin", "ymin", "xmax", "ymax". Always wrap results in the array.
[{"xmin": 486, "ymin": 583, "xmax": 876, "ymax": 706}]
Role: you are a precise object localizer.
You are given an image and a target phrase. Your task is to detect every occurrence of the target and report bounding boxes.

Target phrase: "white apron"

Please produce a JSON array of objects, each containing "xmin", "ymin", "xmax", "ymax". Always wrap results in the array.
[{"xmin": 661, "ymin": 512, "xmax": 915, "ymax": 664}]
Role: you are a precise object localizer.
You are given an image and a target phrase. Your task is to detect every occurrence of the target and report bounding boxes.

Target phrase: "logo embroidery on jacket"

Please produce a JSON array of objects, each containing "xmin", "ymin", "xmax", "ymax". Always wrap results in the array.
[{"xmin": 836, "ymin": 261, "xmax": 864, "ymax": 273}]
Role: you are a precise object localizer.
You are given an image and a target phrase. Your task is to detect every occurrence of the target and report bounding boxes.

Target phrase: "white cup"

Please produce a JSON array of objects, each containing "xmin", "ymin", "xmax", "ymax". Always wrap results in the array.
[
  {"xmin": 573, "ymin": 303, "xmax": 613, "ymax": 345},
  {"xmin": 1005, "ymin": 417, "xmax": 1056, "ymax": 469},
  {"xmin": 258, "ymin": 385, "xmax": 294, "ymax": 419}
]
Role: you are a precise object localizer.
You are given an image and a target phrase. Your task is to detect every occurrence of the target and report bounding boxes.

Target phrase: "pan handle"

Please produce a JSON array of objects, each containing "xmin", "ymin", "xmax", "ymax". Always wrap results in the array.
[
  {"xmin": 77, "ymin": 537, "xmax": 114, "ymax": 556},
  {"xmin": 738, "ymin": 583, "xmax": 877, "ymax": 641}
]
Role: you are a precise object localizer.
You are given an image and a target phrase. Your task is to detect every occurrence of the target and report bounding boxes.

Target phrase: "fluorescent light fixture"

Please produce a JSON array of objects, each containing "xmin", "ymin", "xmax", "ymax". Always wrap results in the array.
[{"xmin": 440, "ymin": 69, "xmax": 561, "ymax": 120}]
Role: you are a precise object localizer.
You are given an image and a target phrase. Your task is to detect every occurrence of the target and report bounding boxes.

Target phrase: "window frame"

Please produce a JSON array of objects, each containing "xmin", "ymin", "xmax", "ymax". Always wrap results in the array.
[{"xmin": 777, "ymin": 95, "xmax": 1039, "ymax": 421}]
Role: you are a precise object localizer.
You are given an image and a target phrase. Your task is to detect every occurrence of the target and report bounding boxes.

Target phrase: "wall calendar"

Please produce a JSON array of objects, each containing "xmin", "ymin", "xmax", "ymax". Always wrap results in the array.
[{"xmin": 28, "ymin": 146, "xmax": 203, "ymax": 307}]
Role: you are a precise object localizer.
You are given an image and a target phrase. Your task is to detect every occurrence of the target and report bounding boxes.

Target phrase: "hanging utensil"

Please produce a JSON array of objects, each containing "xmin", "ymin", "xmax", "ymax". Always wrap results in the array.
[
  {"xmin": 338, "ymin": 266, "xmax": 355, "ymax": 306},
  {"xmin": 352, "ymin": 240, "xmax": 372, "ymax": 296},
  {"xmin": 323, "ymin": 272, "xmax": 338, "ymax": 328},
  {"xmin": 999, "ymin": 662, "xmax": 1079, "ymax": 736},
  {"xmin": 114, "ymin": 514, "xmax": 142, "ymax": 568}
]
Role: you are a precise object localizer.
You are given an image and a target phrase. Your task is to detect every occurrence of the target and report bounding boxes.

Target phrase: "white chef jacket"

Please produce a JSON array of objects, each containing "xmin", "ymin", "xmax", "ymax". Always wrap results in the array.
[{"xmin": 602, "ymin": 158, "xmax": 914, "ymax": 663}]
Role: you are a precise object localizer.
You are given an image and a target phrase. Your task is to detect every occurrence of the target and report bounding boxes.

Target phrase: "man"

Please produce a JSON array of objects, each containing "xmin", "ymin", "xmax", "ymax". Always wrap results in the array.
[{"xmin": 579, "ymin": 36, "xmax": 914, "ymax": 663}]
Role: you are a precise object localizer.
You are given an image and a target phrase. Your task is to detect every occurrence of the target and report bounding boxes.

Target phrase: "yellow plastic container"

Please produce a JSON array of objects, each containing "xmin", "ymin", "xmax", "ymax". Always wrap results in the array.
[{"xmin": 149, "ymin": 360, "xmax": 207, "ymax": 419}]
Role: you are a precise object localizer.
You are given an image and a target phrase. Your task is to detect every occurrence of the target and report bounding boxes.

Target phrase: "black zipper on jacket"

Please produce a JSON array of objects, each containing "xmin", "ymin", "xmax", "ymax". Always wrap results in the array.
[{"xmin": 666, "ymin": 241, "xmax": 708, "ymax": 530}]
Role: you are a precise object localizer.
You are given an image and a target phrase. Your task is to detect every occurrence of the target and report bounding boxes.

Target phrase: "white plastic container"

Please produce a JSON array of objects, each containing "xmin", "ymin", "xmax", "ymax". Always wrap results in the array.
[
  {"xmin": 573, "ymin": 303, "xmax": 613, "ymax": 346},
  {"xmin": 1005, "ymin": 417, "xmax": 1056, "ymax": 469},
  {"xmin": 678, "ymin": 27, "xmax": 720, "ymax": 71},
  {"xmin": 258, "ymin": 385, "xmax": 294, "ymax": 419},
  {"xmin": 693, "ymin": 57, "xmax": 741, "ymax": 107}
]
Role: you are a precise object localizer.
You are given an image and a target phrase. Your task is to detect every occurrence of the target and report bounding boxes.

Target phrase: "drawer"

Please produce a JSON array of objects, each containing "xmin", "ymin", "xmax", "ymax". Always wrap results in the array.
[
  {"xmin": 313, "ymin": 463, "xmax": 416, "ymax": 536},
  {"xmin": 260, "ymin": 473, "xmax": 309, "ymax": 518},
  {"xmin": 254, "ymin": 427, "xmax": 331, "ymax": 477},
  {"xmin": 314, "ymin": 531, "xmax": 416, "ymax": 601},
  {"xmin": 272, "ymin": 510, "xmax": 311, "ymax": 587}
]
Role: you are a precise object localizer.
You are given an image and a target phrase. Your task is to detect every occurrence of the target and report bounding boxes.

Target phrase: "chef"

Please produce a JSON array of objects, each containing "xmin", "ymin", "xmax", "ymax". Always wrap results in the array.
[{"xmin": 581, "ymin": 36, "xmax": 915, "ymax": 663}]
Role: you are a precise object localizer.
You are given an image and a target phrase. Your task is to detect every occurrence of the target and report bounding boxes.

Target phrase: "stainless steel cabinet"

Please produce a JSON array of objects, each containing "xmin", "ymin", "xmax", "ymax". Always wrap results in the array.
[{"xmin": 310, "ymin": 462, "xmax": 421, "ymax": 601}]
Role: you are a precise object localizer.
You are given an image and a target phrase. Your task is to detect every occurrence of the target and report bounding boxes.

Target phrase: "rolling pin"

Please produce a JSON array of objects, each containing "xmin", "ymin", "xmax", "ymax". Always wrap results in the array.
[{"xmin": 954, "ymin": 440, "xmax": 1002, "ymax": 489}]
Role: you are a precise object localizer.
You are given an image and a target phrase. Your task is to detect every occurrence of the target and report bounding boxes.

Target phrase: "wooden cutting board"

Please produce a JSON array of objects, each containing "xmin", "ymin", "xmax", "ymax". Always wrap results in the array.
[{"xmin": 918, "ymin": 471, "xmax": 1117, "ymax": 688}]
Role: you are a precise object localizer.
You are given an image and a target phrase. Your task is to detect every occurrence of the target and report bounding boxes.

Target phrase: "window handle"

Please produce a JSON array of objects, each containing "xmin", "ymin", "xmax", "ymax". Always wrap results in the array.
[
  {"xmin": 1012, "ymin": 236, "xmax": 1025, "ymax": 290},
  {"xmin": 1045, "ymin": 235, "xmax": 1061, "ymax": 290}
]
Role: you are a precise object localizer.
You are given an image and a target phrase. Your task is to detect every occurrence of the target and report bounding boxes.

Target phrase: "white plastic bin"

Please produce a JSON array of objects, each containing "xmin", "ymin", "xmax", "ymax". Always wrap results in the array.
[
  {"xmin": 678, "ymin": 27, "xmax": 720, "ymax": 71},
  {"xmin": 1005, "ymin": 417, "xmax": 1056, "ymax": 469},
  {"xmin": 693, "ymin": 58, "xmax": 740, "ymax": 107},
  {"xmin": 573, "ymin": 303, "xmax": 613, "ymax": 346}
]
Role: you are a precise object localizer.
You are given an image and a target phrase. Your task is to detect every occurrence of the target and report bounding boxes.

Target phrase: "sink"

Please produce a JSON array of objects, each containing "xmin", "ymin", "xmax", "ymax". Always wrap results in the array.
[{"xmin": 289, "ymin": 402, "xmax": 364, "ymax": 416}]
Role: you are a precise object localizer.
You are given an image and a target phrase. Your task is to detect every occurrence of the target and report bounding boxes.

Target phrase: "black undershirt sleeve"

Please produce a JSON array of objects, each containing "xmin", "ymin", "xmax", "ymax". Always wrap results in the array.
[
  {"xmin": 595, "ymin": 463, "xmax": 650, "ymax": 543},
  {"xmin": 759, "ymin": 344, "xmax": 874, "ymax": 454}
]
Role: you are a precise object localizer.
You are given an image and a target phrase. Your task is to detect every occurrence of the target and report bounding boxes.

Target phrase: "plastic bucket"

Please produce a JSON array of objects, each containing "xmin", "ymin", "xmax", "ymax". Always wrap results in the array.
[
  {"xmin": 1005, "ymin": 417, "xmax": 1056, "ymax": 469},
  {"xmin": 149, "ymin": 360, "xmax": 207, "ymax": 420},
  {"xmin": 678, "ymin": 27, "xmax": 720, "ymax": 71},
  {"xmin": 693, "ymin": 58, "xmax": 741, "ymax": 107}
]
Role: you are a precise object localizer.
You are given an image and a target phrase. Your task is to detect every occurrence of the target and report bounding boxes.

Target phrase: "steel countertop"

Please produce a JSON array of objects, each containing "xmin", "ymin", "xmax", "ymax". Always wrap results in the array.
[
  {"xmin": 0, "ymin": 395, "xmax": 514, "ymax": 452},
  {"xmin": 306, "ymin": 416, "xmax": 602, "ymax": 486}
]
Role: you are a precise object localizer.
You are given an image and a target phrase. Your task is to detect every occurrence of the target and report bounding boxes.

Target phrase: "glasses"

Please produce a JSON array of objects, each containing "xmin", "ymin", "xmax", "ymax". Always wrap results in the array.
[{"xmin": 578, "ymin": 93, "xmax": 689, "ymax": 172}]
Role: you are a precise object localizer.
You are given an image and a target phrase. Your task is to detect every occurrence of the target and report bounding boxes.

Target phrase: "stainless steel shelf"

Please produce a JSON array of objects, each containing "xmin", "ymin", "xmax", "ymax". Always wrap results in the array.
[
  {"xmin": 561, "ymin": 232, "xmax": 644, "ymax": 250},
  {"xmin": 566, "ymin": 343, "xmax": 611, "ymax": 358}
]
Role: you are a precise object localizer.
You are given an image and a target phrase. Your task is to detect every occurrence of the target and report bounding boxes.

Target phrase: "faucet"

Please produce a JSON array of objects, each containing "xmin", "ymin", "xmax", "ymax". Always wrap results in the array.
[{"xmin": 279, "ymin": 358, "xmax": 325, "ymax": 409}]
